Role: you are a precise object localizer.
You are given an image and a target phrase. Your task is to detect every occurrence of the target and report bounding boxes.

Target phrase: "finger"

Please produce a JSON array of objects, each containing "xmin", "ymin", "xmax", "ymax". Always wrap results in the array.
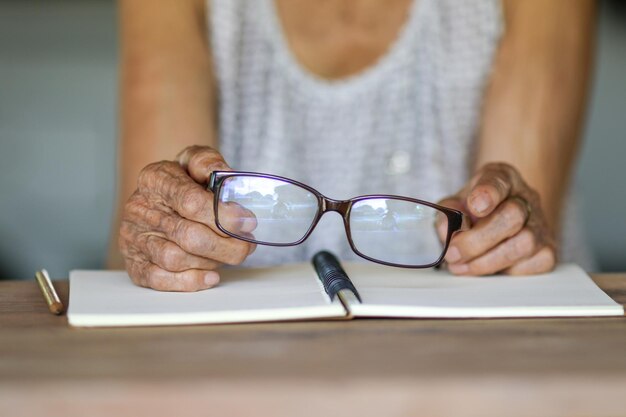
[
  {"xmin": 137, "ymin": 162, "xmax": 253, "ymax": 236},
  {"xmin": 119, "ymin": 217, "xmax": 140, "ymax": 260},
  {"xmin": 179, "ymin": 147, "xmax": 257, "ymax": 234},
  {"xmin": 217, "ymin": 201, "xmax": 258, "ymax": 235},
  {"xmin": 505, "ymin": 246, "xmax": 557, "ymax": 275},
  {"xmin": 447, "ymin": 228, "xmax": 536, "ymax": 276},
  {"xmin": 466, "ymin": 163, "xmax": 522, "ymax": 218},
  {"xmin": 164, "ymin": 214, "xmax": 253, "ymax": 265},
  {"xmin": 126, "ymin": 256, "xmax": 220, "ymax": 292},
  {"xmin": 146, "ymin": 266, "xmax": 221, "ymax": 292},
  {"xmin": 124, "ymin": 197, "xmax": 253, "ymax": 265},
  {"xmin": 177, "ymin": 145, "xmax": 231, "ymax": 184},
  {"xmin": 445, "ymin": 197, "xmax": 528, "ymax": 264},
  {"xmin": 119, "ymin": 217, "xmax": 220, "ymax": 271},
  {"xmin": 137, "ymin": 160, "xmax": 223, "ymax": 229},
  {"xmin": 140, "ymin": 233, "xmax": 221, "ymax": 272}
]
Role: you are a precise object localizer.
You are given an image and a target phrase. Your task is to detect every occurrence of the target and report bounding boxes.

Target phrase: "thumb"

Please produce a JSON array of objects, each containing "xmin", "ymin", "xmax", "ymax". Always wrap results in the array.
[
  {"xmin": 465, "ymin": 163, "xmax": 518, "ymax": 218},
  {"xmin": 176, "ymin": 145, "xmax": 232, "ymax": 184}
]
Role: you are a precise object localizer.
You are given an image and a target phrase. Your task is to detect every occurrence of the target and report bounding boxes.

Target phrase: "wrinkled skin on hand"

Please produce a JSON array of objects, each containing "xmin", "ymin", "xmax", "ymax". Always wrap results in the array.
[
  {"xmin": 437, "ymin": 162, "xmax": 557, "ymax": 276},
  {"xmin": 119, "ymin": 146, "xmax": 256, "ymax": 291}
]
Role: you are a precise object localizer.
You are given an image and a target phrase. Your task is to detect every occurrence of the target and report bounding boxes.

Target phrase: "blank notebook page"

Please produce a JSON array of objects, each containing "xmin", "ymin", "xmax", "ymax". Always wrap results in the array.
[
  {"xmin": 68, "ymin": 264, "xmax": 345, "ymax": 327},
  {"xmin": 343, "ymin": 263, "xmax": 624, "ymax": 318}
]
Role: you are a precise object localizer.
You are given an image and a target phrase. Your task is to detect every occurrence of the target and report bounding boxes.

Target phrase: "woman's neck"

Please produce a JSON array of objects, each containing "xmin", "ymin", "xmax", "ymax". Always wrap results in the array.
[{"xmin": 274, "ymin": 0, "xmax": 414, "ymax": 80}]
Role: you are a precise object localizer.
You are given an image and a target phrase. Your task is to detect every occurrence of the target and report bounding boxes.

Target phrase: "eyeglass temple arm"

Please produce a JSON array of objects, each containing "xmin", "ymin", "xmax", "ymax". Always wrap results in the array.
[
  {"xmin": 457, "ymin": 213, "xmax": 469, "ymax": 232},
  {"xmin": 435, "ymin": 211, "xmax": 465, "ymax": 270},
  {"xmin": 207, "ymin": 172, "xmax": 220, "ymax": 191},
  {"xmin": 448, "ymin": 210, "xmax": 465, "ymax": 233}
]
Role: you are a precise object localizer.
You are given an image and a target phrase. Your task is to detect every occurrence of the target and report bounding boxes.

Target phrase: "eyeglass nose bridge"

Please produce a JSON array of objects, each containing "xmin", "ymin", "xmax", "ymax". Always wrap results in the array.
[{"xmin": 321, "ymin": 197, "xmax": 351, "ymax": 216}]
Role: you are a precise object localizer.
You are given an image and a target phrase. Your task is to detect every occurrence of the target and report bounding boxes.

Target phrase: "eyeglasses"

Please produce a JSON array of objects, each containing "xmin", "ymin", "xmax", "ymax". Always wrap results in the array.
[{"xmin": 208, "ymin": 171, "xmax": 463, "ymax": 268}]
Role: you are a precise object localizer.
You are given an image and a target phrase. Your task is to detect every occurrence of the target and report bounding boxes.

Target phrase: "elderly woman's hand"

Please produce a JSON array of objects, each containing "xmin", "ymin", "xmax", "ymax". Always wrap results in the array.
[
  {"xmin": 438, "ymin": 162, "xmax": 557, "ymax": 276},
  {"xmin": 119, "ymin": 146, "xmax": 256, "ymax": 291}
]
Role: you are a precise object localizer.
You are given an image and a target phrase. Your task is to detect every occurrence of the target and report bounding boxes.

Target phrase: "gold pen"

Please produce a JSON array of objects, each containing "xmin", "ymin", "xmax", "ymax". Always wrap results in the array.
[{"xmin": 35, "ymin": 269, "xmax": 64, "ymax": 315}]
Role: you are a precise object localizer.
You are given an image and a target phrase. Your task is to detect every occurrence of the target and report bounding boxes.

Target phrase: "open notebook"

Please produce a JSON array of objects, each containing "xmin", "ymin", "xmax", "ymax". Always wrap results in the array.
[{"xmin": 67, "ymin": 263, "xmax": 623, "ymax": 327}]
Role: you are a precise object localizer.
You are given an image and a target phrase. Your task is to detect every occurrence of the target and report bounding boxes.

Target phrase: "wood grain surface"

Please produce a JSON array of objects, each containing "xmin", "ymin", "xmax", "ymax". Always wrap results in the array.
[{"xmin": 1, "ymin": 275, "xmax": 625, "ymax": 417}]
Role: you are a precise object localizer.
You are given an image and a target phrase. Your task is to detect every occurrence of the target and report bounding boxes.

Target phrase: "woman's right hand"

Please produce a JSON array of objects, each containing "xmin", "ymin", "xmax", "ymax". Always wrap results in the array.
[{"xmin": 119, "ymin": 146, "xmax": 256, "ymax": 292}]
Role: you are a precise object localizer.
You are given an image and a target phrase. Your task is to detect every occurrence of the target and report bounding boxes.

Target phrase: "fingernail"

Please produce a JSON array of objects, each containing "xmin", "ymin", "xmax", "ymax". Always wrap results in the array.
[
  {"xmin": 204, "ymin": 271, "xmax": 220, "ymax": 287},
  {"xmin": 471, "ymin": 194, "xmax": 491, "ymax": 214},
  {"xmin": 446, "ymin": 246, "xmax": 461, "ymax": 263},
  {"xmin": 449, "ymin": 263, "xmax": 469, "ymax": 274}
]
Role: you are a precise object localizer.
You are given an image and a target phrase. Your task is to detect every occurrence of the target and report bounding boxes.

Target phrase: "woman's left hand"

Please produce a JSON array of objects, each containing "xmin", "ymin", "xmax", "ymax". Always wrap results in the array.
[{"xmin": 438, "ymin": 162, "xmax": 557, "ymax": 276}]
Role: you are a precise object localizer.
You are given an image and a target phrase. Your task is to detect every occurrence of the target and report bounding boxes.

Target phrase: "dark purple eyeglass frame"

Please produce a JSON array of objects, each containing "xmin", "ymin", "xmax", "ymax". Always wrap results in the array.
[{"xmin": 208, "ymin": 171, "xmax": 464, "ymax": 269}]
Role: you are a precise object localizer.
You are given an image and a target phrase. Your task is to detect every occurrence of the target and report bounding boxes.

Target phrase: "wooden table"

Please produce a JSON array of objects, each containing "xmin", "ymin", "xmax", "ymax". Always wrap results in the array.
[{"xmin": 1, "ymin": 275, "xmax": 625, "ymax": 417}]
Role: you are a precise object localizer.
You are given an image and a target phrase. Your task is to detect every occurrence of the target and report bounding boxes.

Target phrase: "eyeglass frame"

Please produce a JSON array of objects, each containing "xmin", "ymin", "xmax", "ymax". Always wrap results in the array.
[{"xmin": 208, "ymin": 170, "xmax": 464, "ymax": 268}]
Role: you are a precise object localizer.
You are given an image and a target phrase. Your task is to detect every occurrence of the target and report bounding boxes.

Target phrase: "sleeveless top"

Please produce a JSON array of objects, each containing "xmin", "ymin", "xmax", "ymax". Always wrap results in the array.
[{"xmin": 208, "ymin": 0, "xmax": 596, "ymax": 270}]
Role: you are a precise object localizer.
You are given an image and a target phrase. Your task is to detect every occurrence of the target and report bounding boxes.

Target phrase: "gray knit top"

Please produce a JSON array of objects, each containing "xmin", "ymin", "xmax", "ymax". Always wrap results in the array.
[{"xmin": 208, "ymin": 0, "xmax": 594, "ymax": 269}]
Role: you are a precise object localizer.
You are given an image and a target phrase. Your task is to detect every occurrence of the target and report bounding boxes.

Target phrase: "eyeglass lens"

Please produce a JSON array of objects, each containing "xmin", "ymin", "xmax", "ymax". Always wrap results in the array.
[
  {"xmin": 218, "ymin": 175, "xmax": 319, "ymax": 244},
  {"xmin": 349, "ymin": 198, "xmax": 446, "ymax": 266},
  {"xmin": 216, "ymin": 175, "xmax": 448, "ymax": 266}
]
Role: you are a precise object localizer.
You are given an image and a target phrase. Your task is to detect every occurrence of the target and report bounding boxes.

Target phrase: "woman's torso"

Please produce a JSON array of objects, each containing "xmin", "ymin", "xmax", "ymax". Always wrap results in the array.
[{"xmin": 208, "ymin": 0, "xmax": 594, "ymax": 269}]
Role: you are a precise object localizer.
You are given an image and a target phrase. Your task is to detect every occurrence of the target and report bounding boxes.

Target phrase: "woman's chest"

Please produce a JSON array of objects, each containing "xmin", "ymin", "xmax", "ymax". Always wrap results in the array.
[{"xmin": 274, "ymin": 0, "xmax": 414, "ymax": 80}]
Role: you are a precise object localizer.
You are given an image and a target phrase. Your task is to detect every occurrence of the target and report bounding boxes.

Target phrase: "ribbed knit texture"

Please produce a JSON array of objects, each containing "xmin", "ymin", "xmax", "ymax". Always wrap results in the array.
[{"xmin": 208, "ymin": 0, "xmax": 595, "ymax": 270}]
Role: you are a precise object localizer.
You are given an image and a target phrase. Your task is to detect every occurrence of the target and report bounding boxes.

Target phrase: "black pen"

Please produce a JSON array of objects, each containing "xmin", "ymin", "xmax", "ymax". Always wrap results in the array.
[{"xmin": 312, "ymin": 251, "xmax": 361, "ymax": 304}]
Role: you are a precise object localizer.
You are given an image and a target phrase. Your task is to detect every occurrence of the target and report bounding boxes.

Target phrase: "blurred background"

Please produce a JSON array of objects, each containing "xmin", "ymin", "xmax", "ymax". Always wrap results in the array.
[{"xmin": 0, "ymin": 0, "xmax": 624, "ymax": 279}]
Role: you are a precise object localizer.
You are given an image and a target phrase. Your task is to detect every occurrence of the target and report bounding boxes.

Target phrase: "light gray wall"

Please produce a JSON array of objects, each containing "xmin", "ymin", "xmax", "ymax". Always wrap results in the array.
[
  {"xmin": 0, "ymin": 1, "xmax": 624, "ymax": 279},
  {"xmin": 577, "ymin": 4, "xmax": 626, "ymax": 272},
  {"xmin": 0, "ymin": 1, "xmax": 117, "ymax": 279}
]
